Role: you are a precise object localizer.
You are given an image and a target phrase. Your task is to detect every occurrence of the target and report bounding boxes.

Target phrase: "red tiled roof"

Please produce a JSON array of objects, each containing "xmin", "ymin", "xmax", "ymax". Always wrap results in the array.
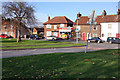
[
  {"xmin": 43, "ymin": 16, "xmax": 73, "ymax": 24},
  {"xmin": 74, "ymin": 15, "xmax": 120, "ymax": 25}
]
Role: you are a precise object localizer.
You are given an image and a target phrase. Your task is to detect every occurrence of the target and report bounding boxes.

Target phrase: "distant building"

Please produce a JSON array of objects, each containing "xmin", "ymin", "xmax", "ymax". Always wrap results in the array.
[
  {"xmin": 32, "ymin": 27, "xmax": 44, "ymax": 35},
  {"xmin": 74, "ymin": 10, "xmax": 120, "ymax": 41},
  {"xmin": 43, "ymin": 16, "xmax": 74, "ymax": 39},
  {"xmin": 1, "ymin": 18, "xmax": 31, "ymax": 38}
]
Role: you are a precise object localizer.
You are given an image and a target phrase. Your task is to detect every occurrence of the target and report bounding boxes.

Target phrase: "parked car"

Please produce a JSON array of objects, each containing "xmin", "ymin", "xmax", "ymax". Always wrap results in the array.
[
  {"xmin": 88, "ymin": 37, "xmax": 104, "ymax": 43},
  {"xmin": 29, "ymin": 35, "xmax": 40, "ymax": 40},
  {"xmin": 39, "ymin": 34, "xmax": 44, "ymax": 39},
  {"xmin": 107, "ymin": 37, "xmax": 120, "ymax": 44},
  {"xmin": 0, "ymin": 34, "xmax": 8, "ymax": 38},
  {"xmin": 46, "ymin": 36, "xmax": 58, "ymax": 40}
]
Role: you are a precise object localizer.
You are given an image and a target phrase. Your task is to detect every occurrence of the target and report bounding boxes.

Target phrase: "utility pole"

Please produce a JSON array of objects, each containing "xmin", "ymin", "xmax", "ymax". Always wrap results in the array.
[
  {"xmin": 85, "ymin": 10, "xmax": 97, "ymax": 53},
  {"xmin": 76, "ymin": 17, "xmax": 80, "ymax": 43}
]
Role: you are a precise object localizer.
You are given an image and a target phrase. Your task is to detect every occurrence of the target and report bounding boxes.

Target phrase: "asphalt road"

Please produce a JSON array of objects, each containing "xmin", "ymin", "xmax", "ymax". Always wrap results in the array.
[{"xmin": 1, "ymin": 40, "xmax": 119, "ymax": 58}]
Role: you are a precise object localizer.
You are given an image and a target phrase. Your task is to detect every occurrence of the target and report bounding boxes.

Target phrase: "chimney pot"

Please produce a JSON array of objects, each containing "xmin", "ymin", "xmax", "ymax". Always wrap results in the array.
[
  {"xmin": 102, "ymin": 10, "xmax": 107, "ymax": 17},
  {"xmin": 48, "ymin": 16, "xmax": 50, "ymax": 21},
  {"xmin": 77, "ymin": 12, "xmax": 81, "ymax": 19},
  {"xmin": 117, "ymin": 9, "xmax": 120, "ymax": 15}
]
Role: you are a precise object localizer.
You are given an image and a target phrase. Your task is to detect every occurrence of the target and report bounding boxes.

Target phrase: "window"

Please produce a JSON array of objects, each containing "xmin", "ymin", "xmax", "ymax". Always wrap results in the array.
[
  {"xmin": 102, "ymin": 34, "xmax": 104, "ymax": 37},
  {"xmin": 5, "ymin": 32, "xmax": 7, "ymax": 35},
  {"xmin": 53, "ymin": 32, "xmax": 58, "ymax": 36},
  {"xmin": 108, "ymin": 33, "xmax": 112, "ymax": 37},
  {"xmin": 93, "ymin": 26, "xmax": 97, "ymax": 30},
  {"xmin": 11, "ymin": 25, "xmax": 14, "ymax": 29},
  {"xmin": 46, "ymin": 24, "xmax": 51, "ymax": 28},
  {"xmin": 108, "ymin": 24, "xmax": 112, "ymax": 29},
  {"xmin": 92, "ymin": 33, "xmax": 97, "ymax": 37},
  {"xmin": 11, "ymin": 32, "xmax": 13, "ymax": 36},
  {"xmin": 46, "ymin": 31, "xmax": 51, "ymax": 36},
  {"xmin": 60, "ymin": 24, "xmax": 64, "ymax": 27},
  {"xmin": 54, "ymin": 25, "xmax": 57, "ymax": 30},
  {"xmin": 4, "ymin": 25, "xmax": 7, "ymax": 29},
  {"xmin": 76, "ymin": 26, "xmax": 80, "ymax": 30}
]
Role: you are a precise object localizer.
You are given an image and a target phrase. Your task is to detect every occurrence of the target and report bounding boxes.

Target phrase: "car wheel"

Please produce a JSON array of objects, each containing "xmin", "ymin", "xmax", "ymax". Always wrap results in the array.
[
  {"xmin": 52, "ymin": 38, "xmax": 55, "ymax": 41},
  {"xmin": 109, "ymin": 41, "xmax": 112, "ymax": 44},
  {"xmin": 97, "ymin": 40, "xmax": 100, "ymax": 43}
]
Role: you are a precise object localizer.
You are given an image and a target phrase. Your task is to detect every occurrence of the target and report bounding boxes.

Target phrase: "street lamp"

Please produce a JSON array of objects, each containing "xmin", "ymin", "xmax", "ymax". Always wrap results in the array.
[
  {"xmin": 85, "ymin": 10, "xmax": 97, "ymax": 53},
  {"xmin": 76, "ymin": 17, "xmax": 80, "ymax": 43}
]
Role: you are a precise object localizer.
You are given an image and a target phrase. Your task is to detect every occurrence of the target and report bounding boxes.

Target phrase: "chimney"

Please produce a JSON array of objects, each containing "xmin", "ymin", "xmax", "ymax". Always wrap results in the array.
[
  {"xmin": 117, "ymin": 9, "xmax": 120, "ymax": 15},
  {"xmin": 102, "ymin": 10, "xmax": 107, "ymax": 17},
  {"xmin": 48, "ymin": 16, "xmax": 50, "ymax": 21},
  {"xmin": 77, "ymin": 12, "xmax": 81, "ymax": 19}
]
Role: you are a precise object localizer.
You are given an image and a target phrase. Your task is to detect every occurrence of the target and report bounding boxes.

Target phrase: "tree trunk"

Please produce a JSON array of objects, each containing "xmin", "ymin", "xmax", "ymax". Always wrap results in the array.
[{"xmin": 17, "ymin": 26, "xmax": 21, "ymax": 43}]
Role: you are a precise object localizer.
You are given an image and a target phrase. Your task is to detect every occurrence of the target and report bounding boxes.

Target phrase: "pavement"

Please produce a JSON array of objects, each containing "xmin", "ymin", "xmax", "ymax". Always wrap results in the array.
[{"xmin": 1, "ymin": 40, "xmax": 119, "ymax": 58}]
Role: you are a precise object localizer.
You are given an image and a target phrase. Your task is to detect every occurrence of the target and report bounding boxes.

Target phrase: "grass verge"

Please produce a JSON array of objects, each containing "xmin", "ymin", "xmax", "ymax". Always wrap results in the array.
[{"xmin": 2, "ymin": 49, "xmax": 119, "ymax": 79}]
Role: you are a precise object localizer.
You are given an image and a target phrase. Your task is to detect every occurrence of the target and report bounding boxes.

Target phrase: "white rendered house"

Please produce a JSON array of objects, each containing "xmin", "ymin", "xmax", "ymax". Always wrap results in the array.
[{"xmin": 100, "ymin": 22, "xmax": 120, "ymax": 41}]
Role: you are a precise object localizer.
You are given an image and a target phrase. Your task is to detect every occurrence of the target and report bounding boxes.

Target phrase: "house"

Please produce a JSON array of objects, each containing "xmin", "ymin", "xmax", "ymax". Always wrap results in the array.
[
  {"xmin": 100, "ymin": 9, "xmax": 120, "ymax": 41},
  {"xmin": 74, "ymin": 10, "xmax": 120, "ymax": 41},
  {"xmin": 74, "ymin": 12, "xmax": 101, "ymax": 40},
  {"xmin": 43, "ymin": 16, "xmax": 74, "ymax": 39},
  {"xmin": 32, "ymin": 27, "xmax": 44, "ymax": 35},
  {"xmin": 1, "ymin": 18, "xmax": 31, "ymax": 38}
]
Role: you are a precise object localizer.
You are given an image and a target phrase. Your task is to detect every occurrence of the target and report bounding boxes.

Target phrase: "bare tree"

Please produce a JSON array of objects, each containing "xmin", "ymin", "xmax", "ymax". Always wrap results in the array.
[{"xmin": 2, "ymin": 2, "xmax": 36, "ymax": 42}]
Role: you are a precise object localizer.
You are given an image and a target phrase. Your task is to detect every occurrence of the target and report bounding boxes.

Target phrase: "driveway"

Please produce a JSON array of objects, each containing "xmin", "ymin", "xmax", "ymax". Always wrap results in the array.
[{"xmin": 1, "ymin": 40, "xmax": 119, "ymax": 58}]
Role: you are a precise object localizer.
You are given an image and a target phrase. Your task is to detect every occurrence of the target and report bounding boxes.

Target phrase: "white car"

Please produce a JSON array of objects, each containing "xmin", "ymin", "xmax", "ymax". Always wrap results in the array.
[{"xmin": 46, "ymin": 36, "xmax": 58, "ymax": 40}]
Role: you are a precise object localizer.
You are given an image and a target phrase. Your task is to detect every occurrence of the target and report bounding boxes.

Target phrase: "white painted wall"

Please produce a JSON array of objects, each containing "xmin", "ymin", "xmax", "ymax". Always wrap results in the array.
[{"xmin": 100, "ymin": 22, "xmax": 120, "ymax": 41}]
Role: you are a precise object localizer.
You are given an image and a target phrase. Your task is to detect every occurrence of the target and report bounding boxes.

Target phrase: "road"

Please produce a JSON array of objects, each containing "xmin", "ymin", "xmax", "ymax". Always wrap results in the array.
[{"xmin": 1, "ymin": 40, "xmax": 119, "ymax": 58}]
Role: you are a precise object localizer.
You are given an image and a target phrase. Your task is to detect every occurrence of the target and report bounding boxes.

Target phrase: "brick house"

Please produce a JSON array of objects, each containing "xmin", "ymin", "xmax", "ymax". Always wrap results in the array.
[
  {"xmin": 32, "ymin": 27, "xmax": 44, "ymax": 35},
  {"xmin": 43, "ymin": 16, "xmax": 73, "ymax": 39},
  {"xmin": 1, "ymin": 18, "xmax": 31, "ymax": 38},
  {"xmin": 74, "ymin": 10, "xmax": 120, "ymax": 41},
  {"xmin": 74, "ymin": 12, "xmax": 101, "ymax": 40}
]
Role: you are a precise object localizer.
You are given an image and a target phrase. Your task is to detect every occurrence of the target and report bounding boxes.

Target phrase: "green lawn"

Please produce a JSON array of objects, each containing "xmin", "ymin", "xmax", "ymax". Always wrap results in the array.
[
  {"xmin": 0, "ymin": 39, "xmax": 84, "ymax": 49},
  {"xmin": 2, "ymin": 49, "xmax": 119, "ymax": 79}
]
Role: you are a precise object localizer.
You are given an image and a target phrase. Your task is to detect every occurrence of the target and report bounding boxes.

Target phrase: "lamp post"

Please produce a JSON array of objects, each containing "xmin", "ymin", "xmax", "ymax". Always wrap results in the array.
[
  {"xmin": 76, "ymin": 17, "xmax": 80, "ymax": 43},
  {"xmin": 85, "ymin": 10, "xmax": 97, "ymax": 53}
]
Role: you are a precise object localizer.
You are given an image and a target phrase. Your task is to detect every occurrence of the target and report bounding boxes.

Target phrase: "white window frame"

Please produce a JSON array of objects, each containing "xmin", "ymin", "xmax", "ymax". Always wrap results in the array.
[
  {"xmin": 60, "ymin": 24, "xmax": 64, "ymax": 27},
  {"xmin": 54, "ymin": 25, "xmax": 57, "ymax": 30},
  {"xmin": 46, "ymin": 24, "xmax": 51, "ymax": 29},
  {"xmin": 46, "ymin": 31, "xmax": 51, "ymax": 36},
  {"xmin": 11, "ymin": 25, "xmax": 14, "ymax": 30},
  {"xmin": 11, "ymin": 32, "xmax": 13, "ymax": 36},
  {"xmin": 5, "ymin": 32, "xmax": 7, "ymax": 35},
  {"xmin": 53, "ymin": 32, "xmax": 58, "ymax": 36},
  {"xmin": 92, "ymin": 33, "xmax": 97, "ymax": 37},
  {"xmin": 108, "ymin": 24, "xmax": 112, "ymax": 29}
]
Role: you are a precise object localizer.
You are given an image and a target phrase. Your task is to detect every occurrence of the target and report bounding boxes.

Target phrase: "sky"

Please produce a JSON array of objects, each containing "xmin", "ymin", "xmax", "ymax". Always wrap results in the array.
[{"xmin": 28, "ymin": 2, "xmax": 118, "ymax": 23}]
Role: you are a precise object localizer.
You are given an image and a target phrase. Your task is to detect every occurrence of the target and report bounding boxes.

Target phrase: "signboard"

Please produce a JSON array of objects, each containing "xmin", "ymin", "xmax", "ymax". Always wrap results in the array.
[{"xmin": 59, "ymin": 27, "xmax": 73, "ymax": 32}]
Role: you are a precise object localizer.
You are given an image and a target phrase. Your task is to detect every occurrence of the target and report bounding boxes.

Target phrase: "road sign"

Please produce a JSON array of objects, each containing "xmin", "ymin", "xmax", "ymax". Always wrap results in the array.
[{"xmin": 88, "ymin": 10, "xmax": 97, "ymax": 21}]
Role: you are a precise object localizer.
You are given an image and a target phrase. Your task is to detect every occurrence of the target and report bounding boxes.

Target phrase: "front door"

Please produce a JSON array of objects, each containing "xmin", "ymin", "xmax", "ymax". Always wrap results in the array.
[{"xmin": 82, "ymin": 33, "xmax": 86, "ymax": 40}]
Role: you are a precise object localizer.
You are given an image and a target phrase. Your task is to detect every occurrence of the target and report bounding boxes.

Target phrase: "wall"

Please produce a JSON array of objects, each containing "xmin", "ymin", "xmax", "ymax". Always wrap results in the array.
[{"xmin": 100, "ymin": 22, "xmax": 119, "ymax": 41}]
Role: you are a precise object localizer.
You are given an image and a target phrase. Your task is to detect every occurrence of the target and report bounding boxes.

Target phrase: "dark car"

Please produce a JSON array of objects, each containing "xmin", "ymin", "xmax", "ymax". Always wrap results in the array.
[
  {"xmin": 29, "ymin": 35, "xmax": 40, "ymax": 40},
  {"xmin": 107, "ymin": 37, "xmax": 120, "ymax": 44},
  {"xmin": 88, "ymin": 37, "xmax": 104, "ymax": 43},
  {"xmin": 39, "ymin": 34, "xmax": 44, "ymax": 39}
]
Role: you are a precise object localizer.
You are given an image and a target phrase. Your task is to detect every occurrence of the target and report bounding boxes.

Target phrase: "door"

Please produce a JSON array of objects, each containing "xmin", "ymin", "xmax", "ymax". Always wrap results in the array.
[{"xmin": 82, "ymin": 33, "xmax": 86, "ymax": 40}]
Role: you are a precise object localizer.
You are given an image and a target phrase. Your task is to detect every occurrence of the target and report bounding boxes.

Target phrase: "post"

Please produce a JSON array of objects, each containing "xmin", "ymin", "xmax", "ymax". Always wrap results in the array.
[
  {"xmin": 85, "ymin": 10, "xmax": 95, "ymax": 53},
  {"xmin": 76, "ymin": 19, "xmax": 79, "ymax": 43}
]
